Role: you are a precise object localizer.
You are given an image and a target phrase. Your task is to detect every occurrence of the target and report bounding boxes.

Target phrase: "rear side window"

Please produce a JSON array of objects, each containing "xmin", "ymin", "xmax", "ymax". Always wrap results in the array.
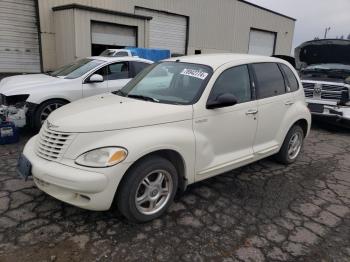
[
  {"xmin": 252, "ymin": 63, "xmax": 286, "ymax": 99},
  {"xmin": 280, "ymin": 64, "xmax": 299, "ymax": 92},
  {"xmin": 131, "ymin": 62, "xmax": 151, "ymax": 77},
  {"xmin": 209, "ymin": 65, "xmax": 252, "ymax": 104}
]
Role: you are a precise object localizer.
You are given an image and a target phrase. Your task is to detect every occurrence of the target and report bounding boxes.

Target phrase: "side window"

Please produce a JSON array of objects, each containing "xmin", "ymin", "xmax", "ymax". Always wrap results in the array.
[
  {"xmin": 131, "ymin": 62, "xmax": 151, "ymax": 77},
  {"xmin": 252, "ymin": 63, "xmax": 286, "ymax": 99},
  {"xmin": 280, "ymin": 64, "xmax": 299, "ymax": 92},
  {"xmin": 107, "ymin": 62, "xmax": 130, "ymax": 80},
  {"xmin": 209, "ymin": 65, "xmax": 252, "ymax": 104}
]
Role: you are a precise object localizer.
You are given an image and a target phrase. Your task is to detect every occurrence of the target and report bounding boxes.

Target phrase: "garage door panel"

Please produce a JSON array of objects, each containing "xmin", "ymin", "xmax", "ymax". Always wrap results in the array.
[
  {"xmin": 248, "ymin": 29, "xmax": 276, "ymax": 56},
  {"xmin": 91, "ymin": 22, "xmax": 136, "ymax": 47},
  {"xmin": 135, "ymin": 8, "xmax": 187, "ymax": 55},
  {"xmin": 0, "ymin": 0, "xmax": 40, "ymax": 73}
]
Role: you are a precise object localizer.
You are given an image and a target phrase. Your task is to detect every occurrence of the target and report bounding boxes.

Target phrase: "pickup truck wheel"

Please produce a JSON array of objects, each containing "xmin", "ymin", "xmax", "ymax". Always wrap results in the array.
[
  {"xmin": 117, "ymin": 156, "xmax": 178, "ymax": 223},
  {"xmin": 276, "ymin": 125, "xmax": 304, "ymax": 164},
  {"xmin": 33, "ymin": 99, "xmax": 67, "ymax": 130}
]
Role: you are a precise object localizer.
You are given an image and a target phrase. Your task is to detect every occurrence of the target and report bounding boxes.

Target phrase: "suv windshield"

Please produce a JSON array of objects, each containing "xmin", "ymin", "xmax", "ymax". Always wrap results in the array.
[
  {"xmin": 50, "ymin": 58, "xmax": 105, "ymax": 79},
  {"xmin": 116, "ymin": 62, "xmax": 213, "ymax": 105}
]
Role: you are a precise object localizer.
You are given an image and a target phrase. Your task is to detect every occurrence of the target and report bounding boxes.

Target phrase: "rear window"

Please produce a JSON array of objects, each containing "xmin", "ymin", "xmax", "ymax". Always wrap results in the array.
[
  {"xmin": 280, "ymin": 64, "xmax": 299, "ymax": 92},
  {"xmin": 252, "ymin": 63, "xmax": 286, "ymax": 99}
]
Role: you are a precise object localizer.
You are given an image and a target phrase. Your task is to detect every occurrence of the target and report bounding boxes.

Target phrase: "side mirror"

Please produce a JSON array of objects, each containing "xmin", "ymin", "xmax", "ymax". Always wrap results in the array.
[
  {"xmin": 206, "ymin": 93, "xmax": 238, "ymax": 109},
  {"xmin": 87, "ymin": 74, "xmax": 104, "ymax": 83}
]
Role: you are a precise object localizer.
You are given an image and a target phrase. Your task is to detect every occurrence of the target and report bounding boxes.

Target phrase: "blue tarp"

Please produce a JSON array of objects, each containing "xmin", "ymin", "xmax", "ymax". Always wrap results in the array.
[{"xmin": 126, "ymin": 47, "xmax": 171, "ymax": 62}]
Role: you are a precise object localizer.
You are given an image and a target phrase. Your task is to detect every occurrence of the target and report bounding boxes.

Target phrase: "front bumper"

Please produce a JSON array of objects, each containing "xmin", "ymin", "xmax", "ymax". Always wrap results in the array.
[
  {"xmin": 23, "ymin": 136, "xmax": 130, "ymax": 211},
  {"xmin": 306, "ymin": 99, "xmax": 350, "ymax": 125}
]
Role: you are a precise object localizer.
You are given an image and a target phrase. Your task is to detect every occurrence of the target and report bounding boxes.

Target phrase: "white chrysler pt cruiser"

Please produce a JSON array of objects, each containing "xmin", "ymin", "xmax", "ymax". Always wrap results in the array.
[{"xmin": 19, "ymin": 54, "xmax": 311, "ymax": 222}]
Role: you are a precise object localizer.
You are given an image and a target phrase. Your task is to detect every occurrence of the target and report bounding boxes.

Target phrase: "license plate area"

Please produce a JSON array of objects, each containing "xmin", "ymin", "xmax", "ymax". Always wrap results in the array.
[
  {"xmin": 308, "ymin": 103, "xmax": 324, "ymax": 113},
  {"xmin": 17, "ymin": 154, "xmax": 32, "ymax": 180}
]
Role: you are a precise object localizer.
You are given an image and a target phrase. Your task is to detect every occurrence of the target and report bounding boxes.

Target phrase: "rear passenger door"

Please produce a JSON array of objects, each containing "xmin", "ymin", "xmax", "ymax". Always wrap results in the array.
[
  {"xmin": 251, "ymin": 62, "xmax": 294, "ymax": 155},
  {"xmin": 194, "ymin": 64, "xmax": 258, "ymax": 180}
]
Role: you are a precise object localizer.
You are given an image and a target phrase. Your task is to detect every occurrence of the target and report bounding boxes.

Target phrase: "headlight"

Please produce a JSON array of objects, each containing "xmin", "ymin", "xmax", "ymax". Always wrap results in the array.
[{"xmin": 75, "ymin": 147, "xmax": 128, "ymax": 168}]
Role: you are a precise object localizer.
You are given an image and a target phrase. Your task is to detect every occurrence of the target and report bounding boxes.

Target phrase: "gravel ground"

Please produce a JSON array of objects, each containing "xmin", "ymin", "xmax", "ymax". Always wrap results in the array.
[{"xmin": 0, "ymin": 123, "xmax": 349, "ymax": 262}]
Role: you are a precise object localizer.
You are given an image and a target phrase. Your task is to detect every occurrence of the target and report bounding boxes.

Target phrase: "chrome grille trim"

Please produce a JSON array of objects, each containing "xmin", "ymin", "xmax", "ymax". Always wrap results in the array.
[
  {"xmin": 302, "ymin": 82, "xmax": 348, "ymax": 100},
  {"xmin": 35, "ymin": 125, "xmax": 76, "ymax": 161}
]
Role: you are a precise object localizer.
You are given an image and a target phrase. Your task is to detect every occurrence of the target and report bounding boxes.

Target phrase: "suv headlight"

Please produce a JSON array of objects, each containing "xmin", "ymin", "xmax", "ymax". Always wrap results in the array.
[{"xmin": 75, "ymin": 147, "xmax": 128, "ymax": 168}]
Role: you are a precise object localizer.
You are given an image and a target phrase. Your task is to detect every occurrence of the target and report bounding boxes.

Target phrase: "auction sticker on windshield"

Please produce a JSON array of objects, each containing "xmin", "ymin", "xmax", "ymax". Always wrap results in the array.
[{"xmin": 180, "ymin": 69, "xmax": 208, "ymax": 80}]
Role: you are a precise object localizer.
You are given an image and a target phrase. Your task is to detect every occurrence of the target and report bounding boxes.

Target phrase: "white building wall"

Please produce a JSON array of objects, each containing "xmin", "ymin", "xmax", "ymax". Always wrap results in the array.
[{"xmin": 38, "ymin": 0, "xmax": 295, "ymax": 71}]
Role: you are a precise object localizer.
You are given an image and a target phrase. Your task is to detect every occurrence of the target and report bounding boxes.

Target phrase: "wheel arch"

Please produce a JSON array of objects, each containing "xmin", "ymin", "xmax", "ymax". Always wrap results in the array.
[
  {"xmin": 118, "ymin": 149, "xmax": 188, "ymax": 197},
  {"xmin": 292, "ymin": 118, "xmax": 309, "ymax": 137},
  {"xmin": 30, "ymin": 98, "xmax": 70, "ymax": 129}
]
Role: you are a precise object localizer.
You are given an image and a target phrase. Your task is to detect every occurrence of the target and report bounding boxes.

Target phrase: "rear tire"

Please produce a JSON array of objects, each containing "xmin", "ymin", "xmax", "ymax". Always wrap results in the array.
[
  {"xmin": 33, "ymin": 99, "xmax": 67, "ymax": 130},
  {"xmin": 275, "ymin": 125, "xmax": 304, "ymax": 164},
  {"xmin": 117, "ymin": 156, "xmax": 178, "ymax": 223}
]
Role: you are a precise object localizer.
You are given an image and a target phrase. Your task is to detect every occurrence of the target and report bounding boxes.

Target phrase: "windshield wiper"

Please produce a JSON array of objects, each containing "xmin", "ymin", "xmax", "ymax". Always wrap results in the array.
[
  {"xmin": 114, "ymin": 90, "xmax": 126, "ymax": 97},
  {"xmin": 127, "ymin": 94, "xmax": 160, "ymax": 102}
]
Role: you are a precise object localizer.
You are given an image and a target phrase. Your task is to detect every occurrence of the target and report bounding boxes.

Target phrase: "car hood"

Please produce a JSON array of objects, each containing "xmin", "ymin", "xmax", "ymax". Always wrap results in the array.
[
  {"xmin": 47, "ymin": 93, "xmax": 193, "ymax": 133},
  {"xmin": 295, "ymin": 39, "xmax": 350, "ymax": 69},
  {"xmin": 0, "ymin": 74, "xmax": 66, "ymax": 96}
]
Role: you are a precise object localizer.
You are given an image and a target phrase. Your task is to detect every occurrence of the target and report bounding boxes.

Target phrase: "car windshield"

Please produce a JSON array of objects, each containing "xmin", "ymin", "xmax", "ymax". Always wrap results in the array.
[
  {"xmin": 115, "ymin": 62, "xmax": 213, "ymax": 105},
  {"xmin": 50, "ymin": 58, "xmax": 105, "ymax": 79},
  {"xmin": 304, "ymin": 63, "xmax": 350, "ymax": 72}
]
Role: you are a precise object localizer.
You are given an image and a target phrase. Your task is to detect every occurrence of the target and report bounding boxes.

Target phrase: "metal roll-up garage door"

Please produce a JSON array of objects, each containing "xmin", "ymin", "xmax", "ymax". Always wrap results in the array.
[
  {"xmin": 135, "ymin": 8, "xmax": 187, "ymax": 56},
  {"xmin": 0, "ymin": 0, "xmax": 41, "ymax": 73},
  {"xmin": 91, "ymin": 22, "xmax": 137, "ymax": 47},
  {"xmin": 248, "ymin": 29, "xmax": 276, "ymax": 56}
]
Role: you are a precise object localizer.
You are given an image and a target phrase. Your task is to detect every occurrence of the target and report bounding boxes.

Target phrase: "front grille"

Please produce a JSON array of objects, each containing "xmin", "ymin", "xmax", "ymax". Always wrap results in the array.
[
  {"xmin": 36, "ymin": 125, "xmax": 75, "ymax": 161},
  {"xmin": 302, "ymin": 82, "xmax": 348, "ymax": 101}
]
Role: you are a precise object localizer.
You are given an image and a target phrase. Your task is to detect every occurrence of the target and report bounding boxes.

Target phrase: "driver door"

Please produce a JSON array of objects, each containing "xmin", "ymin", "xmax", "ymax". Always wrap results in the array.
[
  {"xmin": 82, "ymin": 66, "xmax": 108, "ymax": 97},
  {"xmin": 106, "ymin": 62, "xmax": 132, "ymax": 92},
  {"xmin": 193, "ymin": 64, "xmax": 258, "ymax": 181}
]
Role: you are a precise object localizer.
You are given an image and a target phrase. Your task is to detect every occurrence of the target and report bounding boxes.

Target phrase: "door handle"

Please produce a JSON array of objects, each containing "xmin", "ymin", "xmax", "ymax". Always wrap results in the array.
[
  {"xmin": 285, "ymin": 101, "xmax": 294, "ymax": 106},
  {"xmin": 246, "ymin": 109, "xmax": 258, "ymax": 115}
]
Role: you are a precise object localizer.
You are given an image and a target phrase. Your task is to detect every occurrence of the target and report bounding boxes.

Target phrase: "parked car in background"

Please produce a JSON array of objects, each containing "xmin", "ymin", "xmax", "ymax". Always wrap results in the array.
[
  {"xmin": 100, "ymin": 49, "xmax": 133, "ymax": 57},
  {"xmin": 0, "ymin": 56, "xmax": 152, "ymax": 129},
  {"xmin": 101, "ymin": 47, "xmax": 171, "ymax": 62},
  {"xmin": 296, "ymin": 39, "xmax": 350, "ymax": 126},
  {"xmin": 18, "ymin": 54, "xmax": 311, "ymax": 222}
]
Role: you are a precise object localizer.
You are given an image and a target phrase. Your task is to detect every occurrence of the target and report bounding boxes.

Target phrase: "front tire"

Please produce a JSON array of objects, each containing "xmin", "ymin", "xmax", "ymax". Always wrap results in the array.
[
  {"xmin": 275, "ymin": 125, "xmax": 304, "ymax": 164},
  {"xmin": 33, "ymin": 99, "xmax": 67, "ymax": 130},
  {"xmin": 117, "ymin": 156, "xmax": 178, "ymax": 223}
]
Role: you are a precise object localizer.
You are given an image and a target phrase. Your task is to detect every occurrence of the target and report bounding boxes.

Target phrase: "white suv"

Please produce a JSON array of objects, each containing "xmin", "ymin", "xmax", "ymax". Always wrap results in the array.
[
  {"xmin": 0, "ymin": 56, "xmax": 152, "ymax": 129},
  {"xmin": 19, "ymin": 54, "xmax": 311, "ymax": 222}
]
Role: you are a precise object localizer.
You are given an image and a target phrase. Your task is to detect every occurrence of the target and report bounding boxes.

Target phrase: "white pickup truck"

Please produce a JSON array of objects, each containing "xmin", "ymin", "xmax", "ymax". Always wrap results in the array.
[{"xmin": 296, "ymin": 39, "xmax": 350, "ymax": 127}]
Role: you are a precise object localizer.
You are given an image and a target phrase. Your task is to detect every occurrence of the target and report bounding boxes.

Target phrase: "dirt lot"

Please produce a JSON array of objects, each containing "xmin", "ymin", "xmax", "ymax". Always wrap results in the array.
[{"xmin": 0, "ymin": 123, "xmax": 349, "ymax": 262}]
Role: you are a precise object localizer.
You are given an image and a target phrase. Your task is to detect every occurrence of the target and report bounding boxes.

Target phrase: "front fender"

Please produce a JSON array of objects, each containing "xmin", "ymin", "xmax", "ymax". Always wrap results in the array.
[{"xmin": 63, "ymin": 120, "xmax": 196, "ymax": 184}]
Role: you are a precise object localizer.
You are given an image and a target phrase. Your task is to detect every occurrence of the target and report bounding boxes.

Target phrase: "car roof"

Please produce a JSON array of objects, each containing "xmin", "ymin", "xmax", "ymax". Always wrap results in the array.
[
  {"xmin": 87, "ymin": 56, "xmax": 153, "ymax": 64},
  {"xmin": 166, "ymin": 53, "xmax": 287, "ymax": 70}
]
